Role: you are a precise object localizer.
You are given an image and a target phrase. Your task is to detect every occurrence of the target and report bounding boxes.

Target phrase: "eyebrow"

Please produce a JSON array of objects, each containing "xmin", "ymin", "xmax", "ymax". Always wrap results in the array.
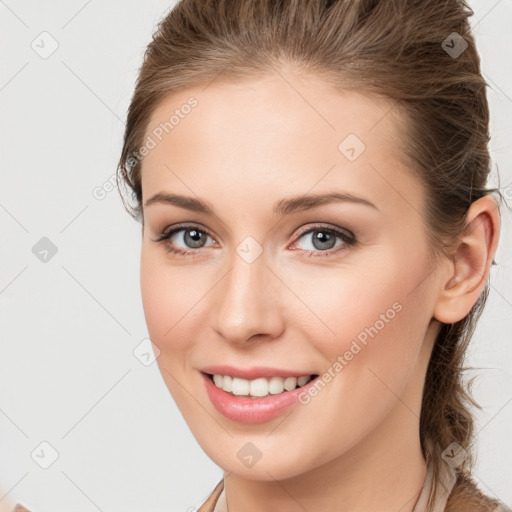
[{"xmin": 144, "ymin": 191, "xmax": 379, "ymax": 215}]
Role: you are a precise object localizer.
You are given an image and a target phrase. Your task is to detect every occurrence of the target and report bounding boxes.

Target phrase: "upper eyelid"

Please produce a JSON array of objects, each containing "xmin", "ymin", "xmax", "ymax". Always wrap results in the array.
[
  {"xmin": 158, "ymin": 222, "xmax": 213, "ymax": 238},
  {"xmin": 294, "ymin": 224, "xmax": 353, "ymax": 238}
]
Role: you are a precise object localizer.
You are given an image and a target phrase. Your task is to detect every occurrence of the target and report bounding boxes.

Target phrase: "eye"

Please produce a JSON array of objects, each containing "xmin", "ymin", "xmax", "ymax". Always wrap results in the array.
[
  {"xmin": 152, "ymin": 222, "xmax": 357, "ymax": 258},
  {"xmin": 152, "ymin": 223, "xmax": 216, "ymax": 256},
  {"xmin": 291, "ymin": 224, "xmax": 357, "ymax": 257}
]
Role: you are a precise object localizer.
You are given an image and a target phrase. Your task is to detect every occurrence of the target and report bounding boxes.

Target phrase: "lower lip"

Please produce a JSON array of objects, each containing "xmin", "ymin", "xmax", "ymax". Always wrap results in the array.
[{"xmin": 201, "ymin": 372, "xmax": 318, "ymax": 424}]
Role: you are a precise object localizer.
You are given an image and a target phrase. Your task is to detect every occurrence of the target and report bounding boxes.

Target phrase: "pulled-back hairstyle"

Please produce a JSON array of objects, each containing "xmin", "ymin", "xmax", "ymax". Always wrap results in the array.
[{"xmin": 117, "ymin": 0, "xmax": 505, "ymax": 509}]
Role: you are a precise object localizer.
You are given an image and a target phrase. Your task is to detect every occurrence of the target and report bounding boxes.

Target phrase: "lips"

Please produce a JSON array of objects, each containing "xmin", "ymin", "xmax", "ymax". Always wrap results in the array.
[{"xmin": 200, "ymin": 370, "xmax": 320, "ymax": 424}]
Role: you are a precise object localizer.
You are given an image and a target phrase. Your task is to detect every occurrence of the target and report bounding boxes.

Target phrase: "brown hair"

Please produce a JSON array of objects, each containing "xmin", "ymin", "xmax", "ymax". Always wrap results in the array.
[{"xmin": 116, "ymin": 0, "xmax": 505, "ymax": 509}]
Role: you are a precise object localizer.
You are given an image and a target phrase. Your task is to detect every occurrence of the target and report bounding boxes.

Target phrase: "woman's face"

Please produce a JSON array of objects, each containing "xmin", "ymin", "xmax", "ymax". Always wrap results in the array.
[{"xmin": 139, "ymin": 71, "xmax": 446, "ymax": 480}]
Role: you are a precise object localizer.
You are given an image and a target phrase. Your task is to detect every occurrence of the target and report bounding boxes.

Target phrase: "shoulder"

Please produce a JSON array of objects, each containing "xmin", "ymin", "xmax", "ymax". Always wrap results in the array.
[{"xmin": 445, "ymin": 472, "xmax": 508, "ymax": 512}]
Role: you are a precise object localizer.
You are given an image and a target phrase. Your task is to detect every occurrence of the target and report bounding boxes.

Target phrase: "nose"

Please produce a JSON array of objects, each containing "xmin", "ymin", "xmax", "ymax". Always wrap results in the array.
[{"xmin": 211, "ymin": 247, "xmax": 285, "ymax": 346}]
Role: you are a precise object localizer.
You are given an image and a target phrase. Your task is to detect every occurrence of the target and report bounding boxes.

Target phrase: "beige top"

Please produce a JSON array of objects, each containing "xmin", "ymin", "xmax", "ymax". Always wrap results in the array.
[{"xmin": 198, "ymin": 461, "xmax": 458, "ymax": 512}]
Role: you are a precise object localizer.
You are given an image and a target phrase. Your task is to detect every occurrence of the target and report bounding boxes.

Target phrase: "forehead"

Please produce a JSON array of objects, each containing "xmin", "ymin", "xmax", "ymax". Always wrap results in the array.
[{"xmin": 140, "ymin": 71, "xmax": 423, "ymax": 218}]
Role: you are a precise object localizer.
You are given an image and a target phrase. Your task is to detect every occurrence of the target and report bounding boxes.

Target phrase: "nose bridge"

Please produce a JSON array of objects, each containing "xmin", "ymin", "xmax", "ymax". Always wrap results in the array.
[{"xmin": 212, "ymin": 242, "xmax": 284, "ymax": 344}]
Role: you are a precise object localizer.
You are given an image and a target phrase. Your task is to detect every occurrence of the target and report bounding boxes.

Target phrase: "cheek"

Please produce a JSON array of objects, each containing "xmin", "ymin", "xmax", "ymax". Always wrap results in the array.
[
  {"xmin": 139, "ymin": 248, "xmax": 197, "ymax": 349},
  {"xmin": 291, "ymin": 245, "xmax": 433, "ymax": 392},
  {"xmin": 140, "ymin": 249, "xmax": 205, "ymax": 410},
  {"xmin": 280, "ymin": 259, "xmax": 420, "ymax": 353},
  {"xmin": 305, "ymin": 238, "xmax": 432, "ymax": 347},
  {"xmin": 299, "ymin": 249, "xmax": 433, "ymax": 417}
]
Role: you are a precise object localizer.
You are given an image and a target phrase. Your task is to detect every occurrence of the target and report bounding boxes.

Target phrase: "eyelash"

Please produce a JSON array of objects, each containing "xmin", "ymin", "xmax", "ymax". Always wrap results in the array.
[{"xmin": 151, "ymin": 222, "xmax": 357, "ymax": 258}]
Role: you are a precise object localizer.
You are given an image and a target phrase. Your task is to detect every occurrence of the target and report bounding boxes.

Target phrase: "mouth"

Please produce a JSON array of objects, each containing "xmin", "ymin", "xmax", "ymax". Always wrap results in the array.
[{"xmin": 202, "ymin": 371, "xmax": 320, "ymax": 399}]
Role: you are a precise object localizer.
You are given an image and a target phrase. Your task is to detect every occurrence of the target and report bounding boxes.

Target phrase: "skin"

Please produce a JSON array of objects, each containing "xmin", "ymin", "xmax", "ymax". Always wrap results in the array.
[{"xmin": 138, "ymin": 68, "xmax": 500, "ymax": 512}]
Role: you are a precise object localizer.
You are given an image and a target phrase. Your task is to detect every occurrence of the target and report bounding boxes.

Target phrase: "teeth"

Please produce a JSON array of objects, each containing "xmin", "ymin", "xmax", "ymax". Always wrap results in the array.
[
  {"xmin": 297, "ymin": 375, "xmax": 310, "ymax": 386},
  {"xmin": 211, "ymin": 374, "xmax": 314, "ymax": 397},
  {"xmin": 223, "ymin": 375, "xmax": 233, "ymax": 392},
  {"xmin": 232, "ymin": 377, "xmax": 250, "ymax": 396},
  {"xmin": 268, "ymin": 376, "xmax": 284, "ymax": 395}
]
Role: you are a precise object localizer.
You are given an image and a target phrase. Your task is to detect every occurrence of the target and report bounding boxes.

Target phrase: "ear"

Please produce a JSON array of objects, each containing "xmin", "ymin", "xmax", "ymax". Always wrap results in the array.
[{"xmin": 433, "ymin": 195, "xmax": 501, "ymax": 324}]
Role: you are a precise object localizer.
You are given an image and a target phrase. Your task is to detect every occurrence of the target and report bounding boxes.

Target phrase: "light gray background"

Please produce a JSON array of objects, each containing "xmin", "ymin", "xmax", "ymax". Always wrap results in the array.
[{"xmin": 1, "ymin": 1, "xmax": 511, "ymax": 511}]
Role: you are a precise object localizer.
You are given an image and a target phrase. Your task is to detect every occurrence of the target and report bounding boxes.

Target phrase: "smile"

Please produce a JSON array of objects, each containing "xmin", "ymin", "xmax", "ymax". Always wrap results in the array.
[{"xmin": 201, "ymin": 371, "xmax": 321, "ymax": 424}]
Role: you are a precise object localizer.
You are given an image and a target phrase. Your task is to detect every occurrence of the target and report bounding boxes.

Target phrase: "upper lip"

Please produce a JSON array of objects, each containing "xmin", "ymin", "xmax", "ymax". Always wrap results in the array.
[{"xmin": 200, "ymin": 365, "xmax": 317, "ymax": 380}]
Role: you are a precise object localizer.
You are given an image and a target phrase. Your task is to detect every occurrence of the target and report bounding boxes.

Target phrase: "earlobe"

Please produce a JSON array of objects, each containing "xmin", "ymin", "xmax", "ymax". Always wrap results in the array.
[{"xmin": 433, "ymin": 195, "xmax": 501, "ymax": 324}]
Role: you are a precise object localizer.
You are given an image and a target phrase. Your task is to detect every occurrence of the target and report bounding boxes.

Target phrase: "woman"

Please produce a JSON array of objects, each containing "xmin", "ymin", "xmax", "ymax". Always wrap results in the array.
[{"xmin": 112, "ymin": 0, "xmax": 506, "ymax": 511}]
